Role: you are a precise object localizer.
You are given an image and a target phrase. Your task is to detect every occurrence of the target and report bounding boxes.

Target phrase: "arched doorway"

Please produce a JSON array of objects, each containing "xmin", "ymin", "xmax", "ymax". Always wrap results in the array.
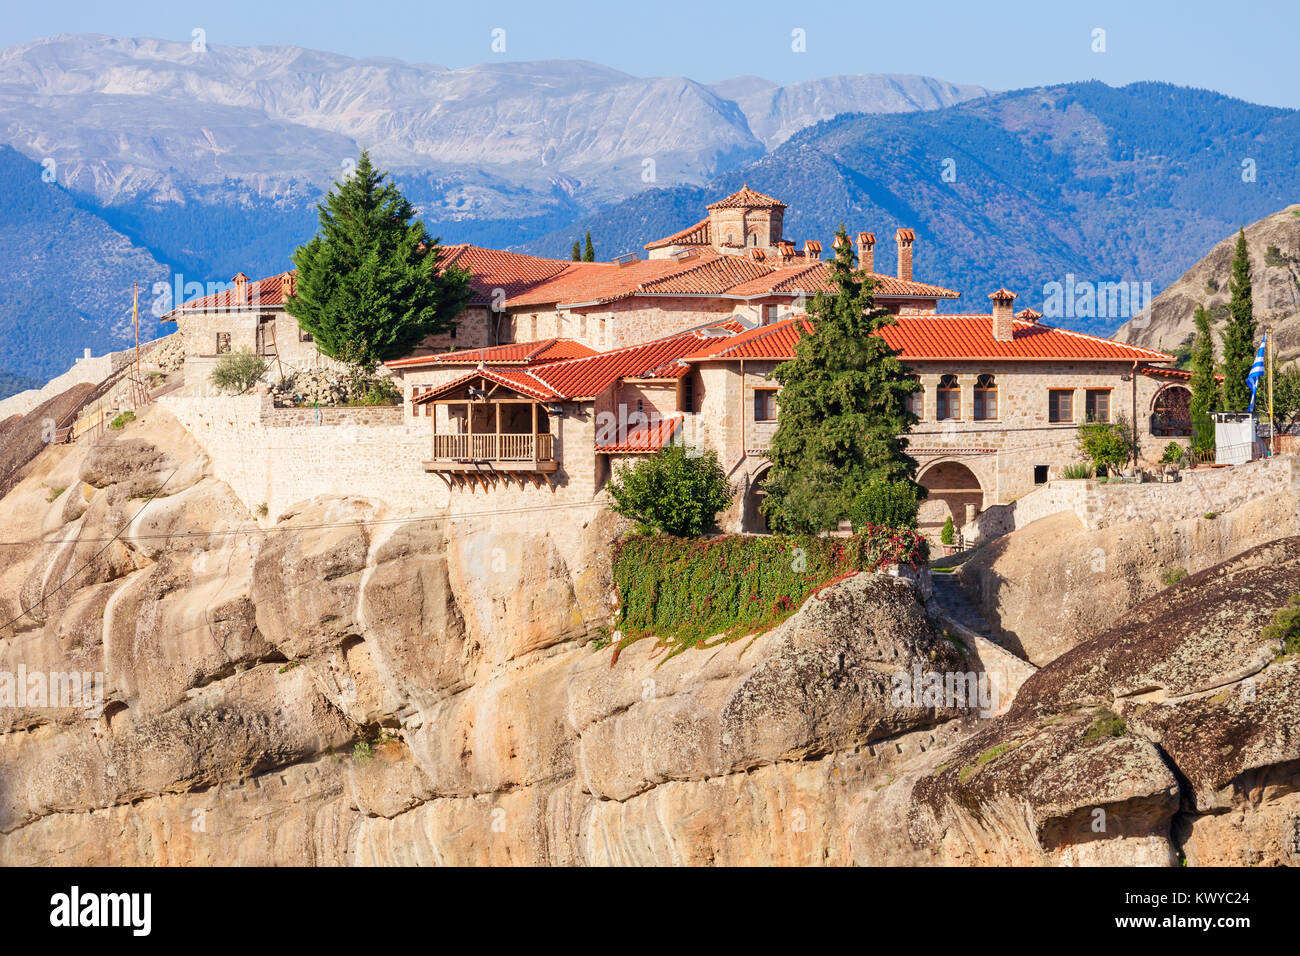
[
  {"xmin": 743, "ymin": 464, "xmax": 772, "ymax": 533},
  {"xmin": 1151, "ymin": 385, "xmax": 1193, "ymax": 437},
  {"xmin": 917, "ymin": 460, "xmax": 984, "ymax": 539}
]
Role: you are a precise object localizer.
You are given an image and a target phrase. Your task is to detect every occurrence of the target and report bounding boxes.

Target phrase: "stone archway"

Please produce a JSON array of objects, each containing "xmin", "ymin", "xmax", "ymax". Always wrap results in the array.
[
  {"xmin": 917, "ymin": 460, "xmax": 984, "ymax": 539},
  {"xmin": 742, "ymin": 464, "xmax": 772, "ymax": 533},
  {"xmin": 1151, "ymin": 384, "xmax": 1193, "ymax": 437}
]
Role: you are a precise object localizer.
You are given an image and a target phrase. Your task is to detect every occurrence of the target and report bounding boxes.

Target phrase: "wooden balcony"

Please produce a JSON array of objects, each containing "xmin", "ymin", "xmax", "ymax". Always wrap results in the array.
[{"xmin": 424, "ymin": 432, "xmax": 557, "ymax": 473}]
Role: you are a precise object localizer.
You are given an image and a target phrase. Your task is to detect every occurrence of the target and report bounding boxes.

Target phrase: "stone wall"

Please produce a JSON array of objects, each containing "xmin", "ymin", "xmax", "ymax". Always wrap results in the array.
[{"xmin": 965, "ymin": 453, "xmax": 1299, "ymax": 544}]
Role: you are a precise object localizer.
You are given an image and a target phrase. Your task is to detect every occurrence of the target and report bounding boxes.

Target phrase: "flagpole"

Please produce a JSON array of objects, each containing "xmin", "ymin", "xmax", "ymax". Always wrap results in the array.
[{"xmin": 1268, "ymin": 326, "xmax": 1274, "ymax": 457}]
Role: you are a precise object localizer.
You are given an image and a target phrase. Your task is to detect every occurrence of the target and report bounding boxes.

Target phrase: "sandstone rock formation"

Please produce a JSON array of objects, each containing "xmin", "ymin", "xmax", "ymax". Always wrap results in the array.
[
  {"xmin": 858, "ymin": 536, "xmax": 1300, "ymax": 865},
  {"xmin": 0, "ymin": 403, "xmax": 1296, "ymax": 866}
]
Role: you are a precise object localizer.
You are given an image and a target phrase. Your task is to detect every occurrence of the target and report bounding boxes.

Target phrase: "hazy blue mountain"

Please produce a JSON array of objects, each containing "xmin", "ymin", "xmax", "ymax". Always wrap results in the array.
[
  {"xmin": 0, "ymin": 146, "xmax": 168, "ymax": 392},
  {"xmin": 0, "ymin": 367, "xmax": 38, "ymax": 401},
  {"xmin": 525, "ymin": 82, "xmax": 1300, "ymax": 336}
]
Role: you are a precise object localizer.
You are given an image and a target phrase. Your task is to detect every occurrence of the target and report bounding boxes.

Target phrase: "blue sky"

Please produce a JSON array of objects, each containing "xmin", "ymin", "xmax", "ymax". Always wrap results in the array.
[{"xmin": 5, "ymin": 0, "xmax": 1299, "ymax": 108}]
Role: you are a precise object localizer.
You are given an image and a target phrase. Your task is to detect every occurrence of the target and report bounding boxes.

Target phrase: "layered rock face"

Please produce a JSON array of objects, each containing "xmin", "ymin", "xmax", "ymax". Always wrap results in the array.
[
  {"xmin": 1, "ymin": 405, "xmax": 1296, "ymax": 866},
  {"xmin": 0, "ymin": 407, "xmax": 981, "ymax": 865},
  {"xmin": 858, "ymin": 537, "xmax": 1300, "ymax": 865}
]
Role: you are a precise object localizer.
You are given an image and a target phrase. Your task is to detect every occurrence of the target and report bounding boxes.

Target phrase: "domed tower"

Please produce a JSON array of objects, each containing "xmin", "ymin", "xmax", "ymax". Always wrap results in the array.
[{"xmin": 706, "ymin": 185, "xmax": 787, "ymax": 258}]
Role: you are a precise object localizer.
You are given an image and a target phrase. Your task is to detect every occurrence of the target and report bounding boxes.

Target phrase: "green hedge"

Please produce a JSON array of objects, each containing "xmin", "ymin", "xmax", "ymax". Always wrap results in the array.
[{"xmin": 610, "ymin": 528, "xmax": 928, "ymax": 656}]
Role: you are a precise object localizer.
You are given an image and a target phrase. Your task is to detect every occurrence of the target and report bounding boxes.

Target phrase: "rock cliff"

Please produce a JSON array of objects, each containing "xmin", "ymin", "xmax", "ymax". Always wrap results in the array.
[{"xmin": 0, "ymin": 404, "xmax": 1296, "ymax": 865}]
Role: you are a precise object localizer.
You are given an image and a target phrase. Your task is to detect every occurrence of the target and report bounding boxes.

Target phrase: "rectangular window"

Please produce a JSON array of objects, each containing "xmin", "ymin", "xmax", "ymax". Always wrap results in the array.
[
  {"xmin": 215, "ymin": 332, "xmax": 231, "ymax": 355},
  {"xmin": 683, "ymin": 377, "xmax": 695, "ymax": 414},
  {"xmin": 1085, "ymin": 389, "xmax": 1110, "ymax": 422},
  {"xmin": 973, "ymin": 390, "xmax": 997, "ymax": 420},
  {"xmin": 936, "ymin": 390, "xmax": 960, "ymax": 421},
  {"xmin": 907, "ymin": 390, "xmax": 924, "ymax": 420},
  {"xmin": 1048, "ymin": 389, "xmax": 1074, "ymax": 423},
  {"xmin": 754, "ymin": 388, "xmax": 779, "ymax": 422},
  {"xmin": 299, "ymin": 329, "xmax": 313, "ymax": 343},
  {"xmin": 1034, "ymin": 465, "xmax": 1049, "ymax": 485},
  {"xmin": 762, "ymin": 304, "xmax": 779, "ymax": 325}
]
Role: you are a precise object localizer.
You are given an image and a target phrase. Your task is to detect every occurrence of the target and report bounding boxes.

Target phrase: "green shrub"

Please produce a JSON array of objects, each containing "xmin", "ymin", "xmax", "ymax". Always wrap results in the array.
[
  {"xmin": 1161, "ymin": 566, "xmax": 1188, "ymax": 586},
  {"xmin": 611, "ymin": 530, "xmax": 928, "ymax": 654},
  {"xmin": 1161, "ymin": 441, "xmax": 1185, "ymax": 465},
  {"xmin": 108, "ymin": 410, "xmax": 135, "ymax": 430},
  {"xmin": 940, "ymin": 516, "xmax": 955, "ymax": 546},
  {"xmin": 1079, "ymin": 416, "xmax": 1131, "ymax": 470},
  {"xmin": 1085, "ymin": 707, "xmax": 1127, "ymax": 740},
  {"xmin": 1263, "ymin": 595, "xmax": 1300, "ymax": 657},
  {"xmin": 348, "ymin": 376, "xmax": 402, "ymax": 406},
  {"xmin": 848, "ymin": 479, "xmax": 920, "ymax": 530},
  {"xmin": 606, "ymin": 444, "xmax": 732, "ymax": 537},
  {"xmin": 1061, "ymin": 462, "xmax": 1094, "ymax": 479},
  {"xmin": 209, "ymin": 348, "xmax": 268, "ymax": 394}
]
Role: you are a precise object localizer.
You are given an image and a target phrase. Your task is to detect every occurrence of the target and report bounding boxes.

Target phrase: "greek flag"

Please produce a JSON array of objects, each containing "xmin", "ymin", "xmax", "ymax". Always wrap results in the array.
[{"xmin": 1247, "ymin": 333, "xmax": 1268, "ymax": 412}]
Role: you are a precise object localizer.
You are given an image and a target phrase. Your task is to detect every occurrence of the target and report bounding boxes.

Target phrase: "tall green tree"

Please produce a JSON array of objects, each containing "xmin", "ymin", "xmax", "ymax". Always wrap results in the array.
[
  {"xmin": 761, "ymin": 226, "xmax": 923, "ymax": 532},
  {"xmin": 583, "ymin": 231, "xmax": 595, "ymax": 262},
  {"xmin": 1221, "ymin": 227, "xmax": 1256, "ymax": 410},
  {"xmin": 285, "ymin": 151, "xmax": 471, "ymax": 369},
  {"xmin": 1188, "ymin": 305, "xmax": 1220, "ymax": 453},
  {"xmin": 571, "ymin": 240, "xmax": 582, "ymax": 261}
]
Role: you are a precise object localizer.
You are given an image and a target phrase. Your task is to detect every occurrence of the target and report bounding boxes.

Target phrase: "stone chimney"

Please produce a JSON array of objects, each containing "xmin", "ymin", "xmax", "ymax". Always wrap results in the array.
[
  {"xmin": 803, "ymin": 239, "xmax": 822, "ymax": 260},
  {"xmin": 777, "ymin": 240, "xmax": 796, "ymax": 264},
  {"xmin": 857, "ymin": 232, "xmax": 875, "ymax": 273},
  {"xmin": 1016, "ymin": 307, "xmax": 1041, "ymax": 325},
  {"xmin": 232, "ymin": 272, "xmax": 249, "ymax": 306},
  {"xmin": 280, "ymin": 272, "xmax": 297, "ymax": 301},
  {"xmin": 990, "ymin": 288, "xmax": 1017, "ymax": 341},
  {"xmin": 895, "ymin": 228, "xmax": 915, "ymax": 281}
]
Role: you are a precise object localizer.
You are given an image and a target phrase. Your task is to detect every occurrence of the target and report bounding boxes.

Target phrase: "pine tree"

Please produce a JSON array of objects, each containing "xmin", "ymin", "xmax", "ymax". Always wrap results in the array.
[
  {"xmin": 1221, "ymin": 228, "xmax": 1256, "ymax": 410},
  {"xmin": 583, "ymin": 231, "xmax": 595, "ymax": 262},
  {"xmin": 285, "ymin": 151, "xmax": 471, "ymax": 369},
  {"xmin": 1189, "ymin": 305, "xmax": 1220, "ymax": 452},
  {"xmin": 761, "ymin": 226, "xmax": 923, "ymax": 532},
  {"xmin": 571, "ymin": 240, "xmax": 581, "ymax": 261}
]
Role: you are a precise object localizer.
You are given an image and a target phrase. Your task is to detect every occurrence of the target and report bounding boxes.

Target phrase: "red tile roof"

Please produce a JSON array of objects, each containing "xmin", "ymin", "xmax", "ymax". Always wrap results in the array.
[
  {"xmin": 385, "ymin": 338, "xmax": 598, "ymax": 369},
  {"xmin": 411, "ymin": 367, "xmax": 563, "ymax": 404},
  {"xmin": 706, "ymin": 185, "xmax": 787, "ymax": 210},
  {"xmin": 166, "ymin": 270, "xmax": 295, "ymax": 315},
  {"xmin": 644, "ymin": 218, "xmax": 711, "ymax": 250},
  {"xmin": 721, "ymin": 262, "xmax": 959, "ymax": 300},
  {"xmin": 437, "ymin": 244, "xmax": 572, "ymax": 306},
  {"xmin": 683, "ymin": 316, "xmax": 1176, "ymax": 363},
  {"xmin": 596, "ymin": 414, "xmax": 683, "ymax": 453}
]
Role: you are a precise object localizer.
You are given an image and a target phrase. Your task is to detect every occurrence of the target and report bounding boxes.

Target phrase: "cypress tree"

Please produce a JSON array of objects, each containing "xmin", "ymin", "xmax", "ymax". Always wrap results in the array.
[
  {"xmin": 1221, "ymin": 228, "xmax": 1256, "ymax": 410},
  {"xmin": 285, "ymin": 151, "xmax": 471, "ymax": 369},
  {"xmin": 761, "ymin": 226, "xmax": 923, "ymax": 532},
  {"xmin": 583, "ymin": 231, "xmax": 595, "ymax": 262},
  {"xmin": 1188, "ymin": 305, "xmax": 1220, "ymax": 453},
  {"xmin": 571, "ymin": 240, "xmax": 581, "ymax": 261}
]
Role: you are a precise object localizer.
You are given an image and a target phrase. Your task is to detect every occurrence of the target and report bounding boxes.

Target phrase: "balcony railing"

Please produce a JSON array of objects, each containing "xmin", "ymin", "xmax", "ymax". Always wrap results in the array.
[{"xmin": 430, "ymin": 432, "xmax": 553, "ymax": 462}]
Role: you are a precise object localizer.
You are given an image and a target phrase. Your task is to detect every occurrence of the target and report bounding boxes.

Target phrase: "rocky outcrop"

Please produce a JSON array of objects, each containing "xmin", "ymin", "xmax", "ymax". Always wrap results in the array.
[
  {"xmin": 859, "ymin": 536, "xmax": 1300, "ymax": 865},
  {"xmin": 1, "ymin": 404, "xmax": 1297, "ymax": 865},
  {"xmin": 958, "ymin": 486, "xmax": 1300, "ymax": 665}
]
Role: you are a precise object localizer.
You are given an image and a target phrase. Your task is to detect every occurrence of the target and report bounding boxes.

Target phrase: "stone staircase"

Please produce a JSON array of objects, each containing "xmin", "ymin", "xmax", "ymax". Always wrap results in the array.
[{"xmin": 930, "ymin": 571, "xmax": 994, "ymax": 640}]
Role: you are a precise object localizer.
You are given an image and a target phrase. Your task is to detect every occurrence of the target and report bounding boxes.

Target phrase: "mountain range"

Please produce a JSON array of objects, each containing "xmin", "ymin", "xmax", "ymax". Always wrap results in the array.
[{"xmin": 2, "ymin": 33, "xmax": 1300, "ymax": 397}]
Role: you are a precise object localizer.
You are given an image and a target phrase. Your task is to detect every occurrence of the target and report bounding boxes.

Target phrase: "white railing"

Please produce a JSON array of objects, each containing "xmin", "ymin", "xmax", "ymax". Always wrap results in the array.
[{"xmin": 430, "ymin": 433, "xmax": 553, "ymax": 461}]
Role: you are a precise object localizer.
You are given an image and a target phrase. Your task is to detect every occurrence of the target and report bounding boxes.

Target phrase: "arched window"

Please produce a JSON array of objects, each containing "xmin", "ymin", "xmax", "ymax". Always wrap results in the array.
[
  {"xmin": 973, "ymin": 373, "xmax": 997, "ymax": 420},
  {"xmin": 936, "ymin": 374, "xmax": 960, "ymax": 421},
  {"xmin": 1152, "ymin": 385, "xmax": 1193, "ymax": 436}
]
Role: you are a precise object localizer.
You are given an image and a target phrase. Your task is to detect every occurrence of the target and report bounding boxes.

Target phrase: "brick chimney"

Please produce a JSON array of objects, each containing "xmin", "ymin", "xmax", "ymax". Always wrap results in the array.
[
  {"xmin": 990, "ymin": 288, "xmax": 1017, "ymax": 341},
  {"xmin": 895, "ymin": 228, "xmax": 915, "ymax": 281},
  {"xmin": 280, "ymin": 272, "xmax": 297, "ymax": 300},
  {"xmin": 232, "ymin": 272, "xmax": 249, "ymax": 306},
  {"xmin": 777, "ymin": 240, "xmax": 796, "ymax": 264},
  {"xmin": 803, "ymin": 239, "xmax": 822, "ymax": 260},
  {"xmin": 1016, "ymin": 307, "xmax": 1041, "ymax": 325},
  {"xmin": 748, "ymin": 247, "xmax": 766, "ymax": 261},
  {"xmin": 856, "ymin": 232, "xmax": 875, "ymax": 273}
]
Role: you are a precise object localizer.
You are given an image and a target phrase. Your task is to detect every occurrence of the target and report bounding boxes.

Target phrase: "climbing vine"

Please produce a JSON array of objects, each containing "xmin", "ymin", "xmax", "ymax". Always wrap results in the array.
[{"xmin": 610, "ymin": 528, "xmax": 927, "ymax": 658}]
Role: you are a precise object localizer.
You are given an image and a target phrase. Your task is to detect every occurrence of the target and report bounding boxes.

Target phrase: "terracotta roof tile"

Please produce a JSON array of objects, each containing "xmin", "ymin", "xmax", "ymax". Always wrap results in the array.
[
  {"xmin": 722, "ymin": 262, "xmax": 959, "ymax": 300},
  {"xmin": 385, "ymin": 338, "xmax": 598, "ymax": 369},
  {"xmin": 437, "ymin": 244, "xmax": 572, "ymax": 306},
  {"xmin": 168, "ymin": 270, "xmax": 295, "ymax": 314},
  {"xmin": 706, "ymin": 185, "xmax": 787, "ymax": 210},
  {"xmin": 683, "ymin": 315, "xmax": 1176, "ymax": 363},
  {"xmin": 596, "ymin": 414, "xmax": 683, "ymax": 453},
  {"xmin": 644, "ymin": 218, "xmax": 711, "ymax": 250},
  {"xmin": 411, "ymin": 367, "xmax": 562, "ymax": 404}
]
